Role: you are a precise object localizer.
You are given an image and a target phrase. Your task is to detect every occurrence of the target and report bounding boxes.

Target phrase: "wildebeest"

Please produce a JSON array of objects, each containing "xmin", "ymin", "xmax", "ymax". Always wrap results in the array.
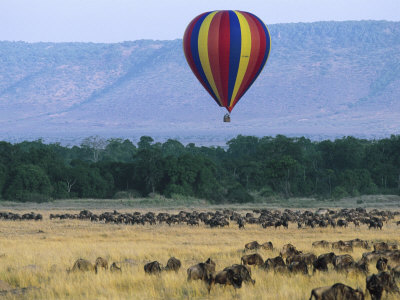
[
  {"xmin": 288, "ymin": 261, "xmax": 308, "ymax": 274},
  {"xmin": 374, "ymin": 242, "xmax": 398, "ymax": 252},
  {"xmin": 263, "ymin": 256, "xmax": 286, "ymax": 272},
  {"xmin": 144, "ymin": 261, "xmax": 162, "ymax": 274},
  {"xmin": 280, "ymin": 244, "xmax": 302, "ymax": 258},
  {"xmin": 245, "ymin": 241, "xmax": 261, "ymax": 250},
  {"xmin": 369, "ymin": 220, "xmax": 383, "ymax": 230},
  {"xmin": 209, "ymin": 269, "xmax": 243, "ymax": 291},
  {"xmin": 223, "ymin": 264, "xmax": 255, "ymax": 285},
  {"xmin": 334, "ymin": 254, "xmax": 355, "ymax": 271},
  {"xmin": 366, "ymin": 271, "xmax": 400, "ymax": 300},
  {"xmin": 349, "ymin": 238, "xmax": 369, "ymax": 249},
  {"xmin": 390, "ymin": 265, "xmax": 400, "ymax": 282},
  {"xmin": 164, "ymin": 257, "xmax": 181, "ymax": 272},
  {"xmin": 110, "ymin": 262, "xmax": 122, "ymax": 272},
  {"xmin": 69, "ymin": 258, "xmax": 95, "ymax": 273},
  {"xmin": 237, "ymin": 218, "xmax": 245, "ymax": 229},
  {"xmin": 331, "ymin": 240, "xmax": 346, "ymax": 250},
  {"xmin": 94, "ymin": 257, "xmax": 108, "ymax": 274},
  {"xmin": 261, "ymin": 241, "xmax": 274, "ymax": 250},
  {"xmin": 313, "ymin": 253, "xmax": 336, "ymax": 273},
  {"xmin": 241, "ymin": 253, "xmax": 264, "ymax": 266},
  {"xmin": 286, "ymin": 253, "xmax": 317, "ymax": 267},
  {"xmin": 376, "ymin": 257, "xmax": 388, "ymax": 272},
  {"xmin": 312, "ymin": 240, "xmax": 331, "ymax": 249},
  {"xmin": 347, "ymin": 259, "xmax": 369, "ymax": 275},
  {"xmin": 338, "ymin": 244, "xmax": 353, "ymax": 252},
  {"xmin": 309, "ymin": 283, "xmax": 364, "ymax": 300},
  {"xmin": 187, "ymin": 258, "xmax": 216, "ymax": 281},
  {"xmin": 374, "ymin": 242, "xmax": 389, "ymax": 252},
  {"xmin": 205, "ymin": 258, "xmax": 216, "ymax": 269}
]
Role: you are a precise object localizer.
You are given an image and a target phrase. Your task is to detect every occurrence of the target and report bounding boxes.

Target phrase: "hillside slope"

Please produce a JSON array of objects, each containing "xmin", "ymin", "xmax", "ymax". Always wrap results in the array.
[{"xmin": 0, "ymin": 21, "xmax": 399, "ymax": 141}]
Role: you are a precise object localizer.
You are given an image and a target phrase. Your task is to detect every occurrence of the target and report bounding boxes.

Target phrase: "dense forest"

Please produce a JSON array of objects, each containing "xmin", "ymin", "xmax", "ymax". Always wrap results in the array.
[{"xmin": 0, "ymin": 135, "xmax": 399, "ymax": 203}]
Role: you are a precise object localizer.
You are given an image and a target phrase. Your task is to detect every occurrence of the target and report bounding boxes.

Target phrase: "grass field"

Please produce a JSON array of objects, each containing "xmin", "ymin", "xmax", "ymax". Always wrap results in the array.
[
  {"xmin": 1, "ymin": 194, "xmax": 400, "ymax": 210},
  {"xmin": 0, "ymin": 206, "xmax": 399, "ymax": 299}
]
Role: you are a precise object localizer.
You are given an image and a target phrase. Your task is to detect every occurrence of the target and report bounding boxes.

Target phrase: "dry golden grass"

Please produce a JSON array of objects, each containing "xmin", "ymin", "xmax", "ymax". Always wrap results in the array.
[{"xmin": 0, "ymin": 209, "xmax": 399, "ymax": 299}]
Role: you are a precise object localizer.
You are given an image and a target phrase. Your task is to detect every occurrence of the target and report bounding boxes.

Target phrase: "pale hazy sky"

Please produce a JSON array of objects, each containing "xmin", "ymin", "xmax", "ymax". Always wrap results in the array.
[{"xmin": 1, "ymin": 0, "xmax": 399, "ymax": 42}]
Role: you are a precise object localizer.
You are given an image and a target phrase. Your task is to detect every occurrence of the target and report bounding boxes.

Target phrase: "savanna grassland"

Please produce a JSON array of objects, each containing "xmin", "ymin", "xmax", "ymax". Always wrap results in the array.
[{"xmin": 0, "ymin": 207, "xmax": 399, "ymax": 300}]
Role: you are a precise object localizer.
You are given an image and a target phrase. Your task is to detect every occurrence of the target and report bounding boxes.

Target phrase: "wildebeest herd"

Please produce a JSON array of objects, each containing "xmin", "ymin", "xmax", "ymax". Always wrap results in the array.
[
  {"xmin": 135, "ymin": 238, "xmax": 400, "ymax": 299},
  {"xmin": 0, "ymin": 211, "xmax": 42, "ymax": 221},
  {"xmin": 39, "ymin": 207, "xmax": 398, "ymax": 231},
  {"xmin": 2, "ymin": 207, "xmax": 400, "ymax": 299}
]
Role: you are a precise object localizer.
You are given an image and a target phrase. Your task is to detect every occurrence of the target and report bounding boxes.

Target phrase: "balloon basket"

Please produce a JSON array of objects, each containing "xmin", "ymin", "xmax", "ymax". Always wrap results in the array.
[{"xmin": 223, "ymin": 114, "xmax": 231, "ymax": 122}]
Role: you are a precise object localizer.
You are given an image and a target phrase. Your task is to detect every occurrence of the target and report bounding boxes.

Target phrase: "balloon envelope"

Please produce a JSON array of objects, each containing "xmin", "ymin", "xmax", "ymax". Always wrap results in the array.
[{"xmin": 183, "ymin": 10, "xmax": 271, "ymax": 112}]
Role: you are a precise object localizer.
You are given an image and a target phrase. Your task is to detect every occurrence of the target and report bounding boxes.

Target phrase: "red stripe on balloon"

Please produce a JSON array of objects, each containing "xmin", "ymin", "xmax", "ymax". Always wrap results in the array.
[
  {"xmin": 218, "ymin": 11, "xmax": 231, "ymax": 108},
  {"xmin": 208, "ymin": 12, "xmax": 223, "ymax": 105}
]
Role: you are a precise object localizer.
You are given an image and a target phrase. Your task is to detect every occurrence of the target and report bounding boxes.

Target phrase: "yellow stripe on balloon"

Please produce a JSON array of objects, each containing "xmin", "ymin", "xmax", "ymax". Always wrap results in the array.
[
  {"xmin": 229, "ymin": 11, "xmax": 251, "ymax": 107},
  {"xmin": 198, "ymin": 11, "xmax": 222, "ymax": 105}
]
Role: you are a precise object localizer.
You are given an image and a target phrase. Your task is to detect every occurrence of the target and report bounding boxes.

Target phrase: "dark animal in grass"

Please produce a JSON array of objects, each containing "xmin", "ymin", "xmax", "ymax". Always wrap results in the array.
[
  {"xmin": 209, "ymin": 269, "xmax": 243, "ymax": 292},
  {"xmin": 391, "ymin": 265, "xmax": 400, "ymax": 281},
  {"xmin": 69, "ymin": 258, "xmax": 95, "ymax": 273},
  {"xmin": 286, "ymin": 253, "xmax": 317, "ymax": 267},
  {"xmin": 349, "ymin": 238, "xmax": 369, "ymax": 249},
  {"xmin": 313, "ymin": 252, "xmax": 336, "ymax": 272},
  {"xmin": 331, "ymin": 240, "xmax": 345, "ymax": 250},
  {"xmin": 374, "ymin": 242, "xmax": 389, "ymax": 252},
  {"xmin": 366, "ymin": 271, "xmax": 400, "ymax": 300},
  {"xmin": 205, "ymin": 257, "xmax": 215, "ymax": 267},
  {"xmin": 261, "ymin": 241, "xmax": 273, "ymax": 250},
  {"xmin": 237, "ymin": 218, "xmax": 245, "ymax": 229},
  {"xmin": 288, "ymin": 261, "xmax": 308, "ymax": 275},
  {"xmin": 187, "ymin": 258, "xmax": 216, "ymax": 281},
  {"xmin": 244, "ymin": 241, "xmax": 261, "ymax": 250},
  {"xmin": 144, "ymin": 261, "xmax": 162, "ymax": 275},
  {"xmin": 95, "ymin": 257, "xmax": 108, "ymax": 274},
  {"xmin": 342, "ymin": 259, "xmax": 369, "ymax": 275},
  {"xmin": 263, "ymin": 256, "xmax": 286, "ymax": 272},
  {"xmin": 241, "ymin": 253, "xmax": 263, "ymax": 266},
  {"xmin": 164, "ymin": 257, "xmax": 181, "ymax": 272},
  {"xmin": 280, "ymin": 243, "xmax": 302, "ymax": 258},
  {"xmin": 110, "ymin": 262, "xmax": 122, "ymax": 272},
  {"xmin": 309, "ymin": 283, "xmax": 364, "ymax": 300},
  {"xmin": 319, "ymin": 252, "xmax": 336, "ymax": 264},
  {"xmin": 312, "ymin": 240, "xmax": 331, "ymax": 249},
  {"xmin": 376, "ymin": 257, "xmax": 388, "ymax": 272},
  {"xmin": 334, "ymin": 254, "xmax": 354, "ymax": 271},
  {"xmin": 223, "ymin": 264, "xmax": 255, "ymax": 285}
]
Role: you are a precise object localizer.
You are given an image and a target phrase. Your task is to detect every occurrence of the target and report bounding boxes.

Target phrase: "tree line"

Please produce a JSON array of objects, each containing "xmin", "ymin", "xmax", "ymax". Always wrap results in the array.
[{"xmin": 0, "ymin": 135, "xmax": 399, "ymax": 203}]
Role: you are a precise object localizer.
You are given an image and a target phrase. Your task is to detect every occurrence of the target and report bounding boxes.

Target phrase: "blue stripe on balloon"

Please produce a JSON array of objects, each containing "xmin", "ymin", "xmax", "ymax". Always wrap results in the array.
[
  {"xmin": 190, "ymin": 11, "xmax": 220, "ymax": 105},
  {"xmin": 227, "ymin": 11, "xmax": 241, "ymax": 106}
]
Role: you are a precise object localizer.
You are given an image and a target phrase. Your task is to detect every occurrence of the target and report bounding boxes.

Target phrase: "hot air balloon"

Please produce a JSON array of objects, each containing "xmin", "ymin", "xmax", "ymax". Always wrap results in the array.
[{"xmin": 183, "ymin": 10, "xmax": 271, "ymax": 122}]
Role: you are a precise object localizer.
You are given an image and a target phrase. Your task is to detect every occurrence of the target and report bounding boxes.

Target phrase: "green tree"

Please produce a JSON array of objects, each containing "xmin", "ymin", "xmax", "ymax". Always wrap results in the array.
[
  {"xmin": 134, "ymin": 146, "xmax": 164, "ymax": 194},
  {"xmin": 0, "ymin": 163, "xmax": 6, "ymax": 198},
  {"xmin": 161, "ymin": 139, "xmax": 185, "ymax": 157},
  {"xmin": 101, "ymin": 139, "xmax": 137, "ymax": 162},
  {"xmin": 5, "ymin": 164, "xmax": 52, "ymax": 201},
  {"xmin": 137, "ymin": 136, "xmax": 154, "ymax": 150}
]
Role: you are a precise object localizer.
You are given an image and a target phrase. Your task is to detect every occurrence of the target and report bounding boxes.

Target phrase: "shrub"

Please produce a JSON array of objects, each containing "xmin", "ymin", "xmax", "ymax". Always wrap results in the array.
[{"xmin": 226, "ymin": 184, "xmax": 254, "ymax": 203}]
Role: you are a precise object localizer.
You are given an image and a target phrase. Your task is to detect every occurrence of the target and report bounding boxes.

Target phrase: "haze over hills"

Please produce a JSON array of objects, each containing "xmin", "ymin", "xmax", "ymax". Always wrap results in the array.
[{"xmin": 0, "ymin": 20, "xmax": 400, "ymax": 145}]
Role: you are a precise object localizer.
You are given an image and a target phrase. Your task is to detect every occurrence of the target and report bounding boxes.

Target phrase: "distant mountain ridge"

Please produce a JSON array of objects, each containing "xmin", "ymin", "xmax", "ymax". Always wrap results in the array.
[{"xmin": 0, "ymin": 20, "xmax": 400, "ymax": 143}]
